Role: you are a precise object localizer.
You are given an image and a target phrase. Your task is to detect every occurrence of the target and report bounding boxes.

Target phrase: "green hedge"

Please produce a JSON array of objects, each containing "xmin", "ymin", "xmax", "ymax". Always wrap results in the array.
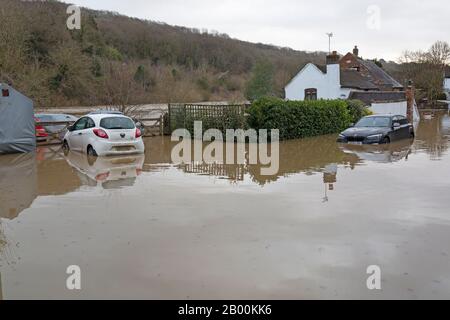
[
  {"xmin": 247, "ymin": 97, "xmax": 367, "ymax": 140},
  {"xmin": 346, "ymin": 99, "xmax": 372, "ymax": 124}
]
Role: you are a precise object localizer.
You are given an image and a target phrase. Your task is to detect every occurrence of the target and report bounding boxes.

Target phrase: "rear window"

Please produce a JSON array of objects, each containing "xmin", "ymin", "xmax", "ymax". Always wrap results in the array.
[
  {"xmin": 100, "ymin": 117, "xmax": 135, "ymax": 130},
  {"xmin": 35, "ymin": 114, "xmax": 55, "ymax": 122}
]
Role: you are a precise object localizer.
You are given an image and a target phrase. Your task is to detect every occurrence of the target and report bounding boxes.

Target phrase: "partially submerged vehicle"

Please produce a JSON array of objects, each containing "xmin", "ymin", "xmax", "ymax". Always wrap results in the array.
[
  {"xmin": 337, "ymin": 115, "xmax": 414, "ymax": 145},
  {"xmin": 63, "ymin": 112, "xmax": 145, "ymax": 156},
  {"xmin": 34, "ymin": 113, "xmax": 78, "ymax": 142}
]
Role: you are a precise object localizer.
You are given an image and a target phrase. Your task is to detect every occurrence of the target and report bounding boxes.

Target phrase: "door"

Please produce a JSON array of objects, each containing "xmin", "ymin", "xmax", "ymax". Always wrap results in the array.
[
  {"xmin": 70, "ymin": 117, "xmax": 88, "ymax": 151},
  {"xmin": 78, "ymin": 117, "xmax": 96, "ymax": 153},
  {"xmin": 398, "ymin": 116, "xmax": 411, "ymax": 139},
  {"xmin": 391, "ymin": 116, "xmax": 403, "ymax": 141}
]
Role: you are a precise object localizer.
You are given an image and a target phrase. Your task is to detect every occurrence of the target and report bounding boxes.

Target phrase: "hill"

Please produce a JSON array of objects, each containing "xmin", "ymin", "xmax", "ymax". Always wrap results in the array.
[{"xmin": 0, "ymin": 0, "xmax": 327, "ymax": 107}]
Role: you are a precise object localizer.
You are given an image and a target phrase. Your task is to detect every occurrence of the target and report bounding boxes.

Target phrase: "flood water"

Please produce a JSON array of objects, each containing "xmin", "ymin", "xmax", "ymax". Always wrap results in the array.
[{"xmin": 1, "ymin": 111, "xmax": 450, "ymax": 299}]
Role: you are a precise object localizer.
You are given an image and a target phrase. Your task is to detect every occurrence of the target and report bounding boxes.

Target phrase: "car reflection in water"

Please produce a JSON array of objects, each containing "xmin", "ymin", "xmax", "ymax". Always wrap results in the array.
[
  {"xmin": 339, "ymin": 138, "xmax": 413, "ymax": 163},
  {"xmin": 63, "ymin": 151, "xmax": 145, "ymax": 189}
]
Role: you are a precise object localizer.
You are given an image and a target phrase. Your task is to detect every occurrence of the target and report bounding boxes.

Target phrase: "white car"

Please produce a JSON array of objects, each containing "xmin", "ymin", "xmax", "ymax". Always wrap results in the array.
[{"xmin": 63, "ymin": 112, "xmax": 145, "ymax": 156}]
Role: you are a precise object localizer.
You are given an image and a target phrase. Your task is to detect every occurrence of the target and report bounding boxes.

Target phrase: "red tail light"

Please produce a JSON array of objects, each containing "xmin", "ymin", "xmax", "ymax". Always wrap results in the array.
[
  {"xmin": 95, "ymin": 172, "xmax": 110, "ymax": 181},
  {"xmin": 2, "ymin": 89, "xmax": 9, "ymax": 97},
  {"xmin": 135, "ymin": 128, "xmax": 142, "ymax": 138},
  {"xmin": 34, "ymin": 118, "xmax": 48, "ymax": 137},
  {"xmin": 93, "ymin": 128, "xmax": 109, "ymax": 139}
]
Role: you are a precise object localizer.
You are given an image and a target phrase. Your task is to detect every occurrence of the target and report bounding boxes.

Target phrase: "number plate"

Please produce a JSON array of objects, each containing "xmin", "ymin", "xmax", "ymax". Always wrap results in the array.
[{"xmin": 348, "ymin": 141, "xmax": 363, "ymax": 145}]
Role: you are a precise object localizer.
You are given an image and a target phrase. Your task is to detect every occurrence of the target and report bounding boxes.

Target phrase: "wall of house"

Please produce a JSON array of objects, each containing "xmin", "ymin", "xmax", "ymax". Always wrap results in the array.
[
  {"xmin": 285, "ymin": 63, "xmax": 349, "ymax": 100},
  {"xmin": 444, "ymin": 78, "xmax": 450, "ymax": 93},
  {"xmin": 369, "ymin": 101, "xmax": 407, "ymax": 116}
]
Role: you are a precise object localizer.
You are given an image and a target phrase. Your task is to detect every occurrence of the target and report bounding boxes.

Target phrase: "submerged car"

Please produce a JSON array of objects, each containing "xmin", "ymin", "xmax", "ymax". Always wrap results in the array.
[
  {"xmin": 63, "ymin": 113, "xmax": 145, "ymax": 156},
  {"xmin": 337, "ymin": 114, "xmax": 414, "ymax": 145},
  {"xmin": 35, "ymin": 113, "xmax": 78, "ymax": 141}
]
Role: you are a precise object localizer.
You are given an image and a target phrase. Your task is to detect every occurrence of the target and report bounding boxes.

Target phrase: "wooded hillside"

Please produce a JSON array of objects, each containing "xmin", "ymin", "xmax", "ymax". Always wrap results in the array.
[{"xmin": 0, "ymin": 0, "xmax": 326, "ymax": 107}]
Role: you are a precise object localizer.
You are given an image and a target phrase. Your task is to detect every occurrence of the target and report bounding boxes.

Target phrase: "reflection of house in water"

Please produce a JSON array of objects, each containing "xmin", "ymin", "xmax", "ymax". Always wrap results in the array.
[{"xmin": 323, "ymin": 164, "xmax": 338, "ymax": 202}]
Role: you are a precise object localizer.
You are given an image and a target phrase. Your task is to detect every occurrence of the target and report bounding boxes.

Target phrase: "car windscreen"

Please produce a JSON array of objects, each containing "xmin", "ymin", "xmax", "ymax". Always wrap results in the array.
[
  {"xmin": 100, "ymin": 117, "xmax": 135, "ymax": 130},
  {"xmin": 355, "ymin": 117, "xmax": 391, "ymax": 127}
]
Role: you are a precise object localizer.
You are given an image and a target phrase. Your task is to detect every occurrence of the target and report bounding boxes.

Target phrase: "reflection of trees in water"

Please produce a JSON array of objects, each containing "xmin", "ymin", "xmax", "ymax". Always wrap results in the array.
[
  {"xmin": 173, "ymin": 135, "xmax": 360, "ymax": 185},
  {"xmin": 415, "ymin": 111, "xmax": 450, "ymax": 159}
]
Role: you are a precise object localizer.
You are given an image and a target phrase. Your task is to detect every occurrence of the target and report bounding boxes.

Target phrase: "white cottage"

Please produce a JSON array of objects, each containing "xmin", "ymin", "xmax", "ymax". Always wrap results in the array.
[
  {"xmin": 285, "ymin": 46, "xmax": 420, "ymax": 122},
  {"xmin": 444, "ymin": 66, "xmax": 450, "ymax": 99}
]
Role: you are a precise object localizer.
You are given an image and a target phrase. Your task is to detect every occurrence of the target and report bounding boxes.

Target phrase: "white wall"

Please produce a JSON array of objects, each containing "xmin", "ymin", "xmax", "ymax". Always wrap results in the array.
[
  {"xmin": 285, "ymin": 63, "xmax": 349, "ymax": 100},
  {"xmin": 369, "ymin": 101, "xmax": 407, "ymax": 116},
  {"xmin": 444, "ymin": 78, "xmax": 450, "ymax": 92}
]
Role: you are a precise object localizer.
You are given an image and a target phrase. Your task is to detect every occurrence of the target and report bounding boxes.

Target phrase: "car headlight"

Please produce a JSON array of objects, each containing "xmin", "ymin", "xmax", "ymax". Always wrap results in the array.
[
  {"xmin": 338, "ymin": 134, "xmax": 346, "ymax": 139},
  {"xmin": 366, "ymin": 134, "xmax": 382, "ymax": 140}
]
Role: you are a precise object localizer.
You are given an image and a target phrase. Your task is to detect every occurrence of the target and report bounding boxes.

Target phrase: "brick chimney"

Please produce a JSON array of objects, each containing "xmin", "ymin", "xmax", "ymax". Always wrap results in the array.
[
  {"xmin": 406, "ymin": 80, "xmax": 415, "ymax": 123},
  {"xmin": 326, "ymin": 51, "xmax": 340, "ymax": 91},
  {"xmin": 353, "ymin": 46, "xmax": 359, "ymax": 57},
  {"xmin": 326, "ymin": 51, "xmax": 340, "ymax": 65}
]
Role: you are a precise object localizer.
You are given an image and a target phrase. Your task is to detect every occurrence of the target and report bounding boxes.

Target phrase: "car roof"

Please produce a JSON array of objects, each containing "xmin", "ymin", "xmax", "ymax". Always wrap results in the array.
[
  {"xmin": 88, "ymin": 110, "xmax": 124, "ymax": 115},
  {"xmin": 84, "ymin": 113, "xmax": 132, "ymax": 121},
  {"xmin": 35, "ymin": 113, "xmax": 77, "ymax": 118},
  {"xmin": 364, "ymin": 114, "xmax": 404, "ymax": 118}
]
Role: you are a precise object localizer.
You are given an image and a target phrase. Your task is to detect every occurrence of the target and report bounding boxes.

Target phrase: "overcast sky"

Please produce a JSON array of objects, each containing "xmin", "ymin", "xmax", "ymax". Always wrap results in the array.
[{"xmin": 61, "ymin": 0, "xmax": 449, "ymax": 61}]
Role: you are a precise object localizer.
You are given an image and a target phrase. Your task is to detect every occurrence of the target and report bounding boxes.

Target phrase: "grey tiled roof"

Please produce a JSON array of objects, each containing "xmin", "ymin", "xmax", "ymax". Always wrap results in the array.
[
  {"xmin": 340, "ymin": 70, "xmax": 379, "ymax": 90},
  {"xmin": 357, "ymin": 59, "xmax": 403, "ymax": 89},
  {"xmin": 348, "ymin": 91, "xmax": 406, "ymax": 105}
]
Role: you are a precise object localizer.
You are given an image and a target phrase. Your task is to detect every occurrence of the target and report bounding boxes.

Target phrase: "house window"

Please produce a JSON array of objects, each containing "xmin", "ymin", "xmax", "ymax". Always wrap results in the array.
[{"xmin": 305, "ymin": 88, "xmax": 317, "ymax": 100}]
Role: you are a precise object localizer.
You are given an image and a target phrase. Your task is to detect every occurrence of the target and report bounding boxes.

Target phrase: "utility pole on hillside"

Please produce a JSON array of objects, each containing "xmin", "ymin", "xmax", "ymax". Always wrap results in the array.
[{"xmin": 326, "ymin": 32, "xmax": 333, "ymax": 54}]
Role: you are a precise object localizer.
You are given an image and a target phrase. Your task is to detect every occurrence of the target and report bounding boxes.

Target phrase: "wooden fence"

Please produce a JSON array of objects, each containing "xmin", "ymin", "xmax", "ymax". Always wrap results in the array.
[{"xmin": 168, "ymin": 103, "xmax": 247, "ymax": 134}]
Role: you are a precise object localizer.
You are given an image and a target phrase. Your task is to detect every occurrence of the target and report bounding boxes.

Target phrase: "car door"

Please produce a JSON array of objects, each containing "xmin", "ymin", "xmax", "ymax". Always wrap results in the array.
[
  {"xmin": 78, "ymin": 117, "xmax": 96, "ymax": 153},
  {"xmin": 390, "ymin": 116, "xmax": 403, "ymax": 141},
  {"xmin": 398, "ymin": 116, "xmax": 411, "ymax": 139},
  {"xmin": 70, "ymin": 117, "xmax": 88, "ymax": 151}
]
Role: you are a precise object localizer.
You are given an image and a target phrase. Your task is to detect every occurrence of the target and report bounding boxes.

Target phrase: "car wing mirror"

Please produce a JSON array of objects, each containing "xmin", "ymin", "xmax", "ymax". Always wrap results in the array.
[{"xmin": 67, "ymin": 125, "xmax": 74, "ymax": 132}]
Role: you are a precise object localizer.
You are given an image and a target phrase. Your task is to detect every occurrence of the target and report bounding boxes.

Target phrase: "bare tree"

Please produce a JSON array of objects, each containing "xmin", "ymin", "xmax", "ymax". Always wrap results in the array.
[
  {"xmin": 100, "ymin": 62, "xmax": 147, "ymax": 117},
  {"xmin": 398, "ymin": 41, "xmax": 450, "ymax": 102},
  {"xmin": 427, "ymin": 41, "xmax": 450, "ymax": 66}
]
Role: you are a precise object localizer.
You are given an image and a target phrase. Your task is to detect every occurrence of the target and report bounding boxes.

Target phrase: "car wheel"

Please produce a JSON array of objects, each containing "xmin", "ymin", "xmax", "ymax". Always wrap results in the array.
[
  {"xmin": 87, "ymin": 145, "xmax": 98, "ymax": 157},
  {"xmin": 62, "ymin": 140, "xmax": 70, "ymax": 150},
  {"xmin": 410, "ymin": 132, "xmax": 415, "ymax": 139},
  {"xmin": 382, "ymin": 137, "xmax": 390, "ymax": 144}
]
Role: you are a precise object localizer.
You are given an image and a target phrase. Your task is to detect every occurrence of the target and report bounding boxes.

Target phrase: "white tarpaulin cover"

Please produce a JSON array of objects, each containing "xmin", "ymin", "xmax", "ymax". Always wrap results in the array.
[{"xmin": 0, "ymin": 83, "xmax": 35, "ymax": 154}]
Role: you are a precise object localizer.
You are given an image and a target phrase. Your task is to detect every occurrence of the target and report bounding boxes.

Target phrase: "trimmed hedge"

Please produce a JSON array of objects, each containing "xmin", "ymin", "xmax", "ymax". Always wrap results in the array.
[
  {"xmin": 346, "ymin": 99, "xmax": 372, "ymax": 124},
  {"xmin": 247, "ymin": 97, "xmax": 367, "ymax": 140}
]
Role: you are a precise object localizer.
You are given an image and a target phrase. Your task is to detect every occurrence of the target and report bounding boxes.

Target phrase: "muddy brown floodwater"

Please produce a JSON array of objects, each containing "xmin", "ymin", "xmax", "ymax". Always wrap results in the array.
[{"xmin": 1, "ymin": 111, "xmax": 450, "ymax": 299}]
